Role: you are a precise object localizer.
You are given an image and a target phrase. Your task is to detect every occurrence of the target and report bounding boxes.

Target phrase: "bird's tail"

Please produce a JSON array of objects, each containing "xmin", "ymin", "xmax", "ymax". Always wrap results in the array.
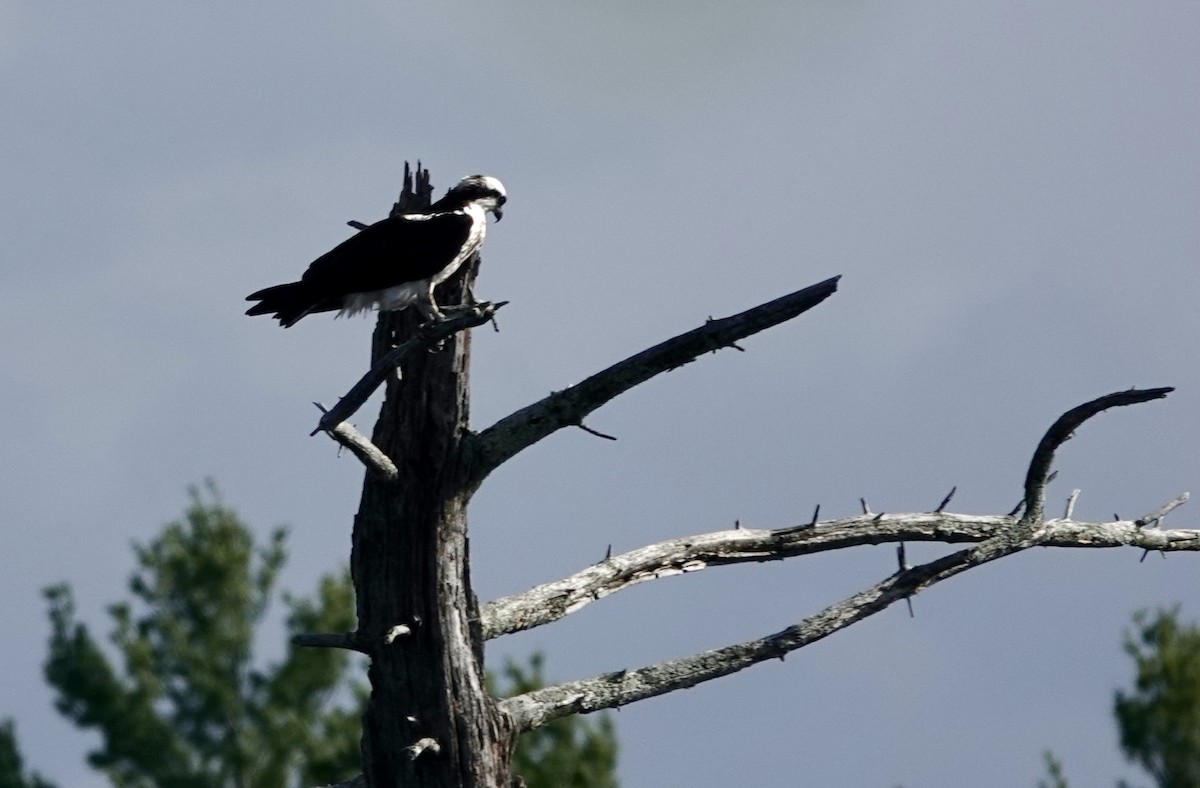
[{"xmin": 245, "ymin": 281, "xmax": 326, "ymax": 327}]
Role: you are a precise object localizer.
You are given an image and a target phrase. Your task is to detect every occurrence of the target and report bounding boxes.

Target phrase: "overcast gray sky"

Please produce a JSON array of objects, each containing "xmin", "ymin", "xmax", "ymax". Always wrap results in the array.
[{"xmin": 3, "ymin": 2, "xmax": 1199, "ymax": 786}]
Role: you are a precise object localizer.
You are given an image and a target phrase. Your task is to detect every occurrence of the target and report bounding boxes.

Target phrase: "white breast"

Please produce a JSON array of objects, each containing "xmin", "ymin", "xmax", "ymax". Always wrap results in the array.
[{"xmin": 337, "ymin": 204, "xmax": 488, "ymax": 319}]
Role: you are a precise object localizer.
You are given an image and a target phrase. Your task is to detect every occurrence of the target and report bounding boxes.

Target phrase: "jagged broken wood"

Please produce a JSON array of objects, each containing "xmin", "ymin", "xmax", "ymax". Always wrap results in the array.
[{"xmin": 404, "ymin": 738, "xmax": 441, "ymax": 761}]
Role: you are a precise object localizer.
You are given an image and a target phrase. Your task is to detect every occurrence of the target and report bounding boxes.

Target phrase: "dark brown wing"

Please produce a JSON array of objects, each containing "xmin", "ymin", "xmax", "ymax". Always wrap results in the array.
[
  {"xmin": 297, "ymin": 210, "xmax": 474, "ymax": 295},
  {"xmin": 245, "ymin": 210, "xmax": 475, "ymax": 326}
]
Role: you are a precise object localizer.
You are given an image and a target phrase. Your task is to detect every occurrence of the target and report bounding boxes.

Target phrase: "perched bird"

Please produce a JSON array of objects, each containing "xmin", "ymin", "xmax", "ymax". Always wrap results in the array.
[{"xmin": 246, "ymin": 175, "xmax": 506, "ymax": 327}]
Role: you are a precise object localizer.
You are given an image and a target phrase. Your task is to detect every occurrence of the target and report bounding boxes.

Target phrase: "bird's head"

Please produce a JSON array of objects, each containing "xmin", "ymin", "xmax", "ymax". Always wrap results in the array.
[{"xmin": 444, "ymin": 174, "xmax": 507, "ymax": 221}]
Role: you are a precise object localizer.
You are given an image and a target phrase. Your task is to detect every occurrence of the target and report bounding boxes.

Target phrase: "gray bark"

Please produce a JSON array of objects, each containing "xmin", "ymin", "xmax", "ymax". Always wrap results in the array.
[{"xmin": 348, "ymin": 165, "xmax": 513, "ymax": 787}]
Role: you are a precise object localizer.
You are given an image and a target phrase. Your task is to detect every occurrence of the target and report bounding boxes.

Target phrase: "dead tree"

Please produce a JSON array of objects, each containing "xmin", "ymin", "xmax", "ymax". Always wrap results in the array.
[{"xmin": 295, "ymin": 164, "xmax": 1199, "ymax": 787}]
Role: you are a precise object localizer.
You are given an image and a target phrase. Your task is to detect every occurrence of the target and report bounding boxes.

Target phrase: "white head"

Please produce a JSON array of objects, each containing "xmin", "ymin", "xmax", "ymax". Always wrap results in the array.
[{"xmin": 443, "ymin": 174, "xmax": 507, "ymax": 220}]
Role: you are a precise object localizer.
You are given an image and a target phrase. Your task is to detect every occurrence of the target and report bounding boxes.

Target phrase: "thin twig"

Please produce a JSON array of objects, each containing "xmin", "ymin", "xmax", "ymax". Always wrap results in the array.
[
  {"xmin": 577, "ymin": 423, "xmax": 618, "ymax": 441},
  {"xmin": 1064, "ymin": 489, "xmax": 1081, "ymax": 520},
  {"xmin": 1136, "ymin": 493, "xmax": 1189, "ymax": 527},
  {"xmin": 935, "ymin": 487, "xmax": 957, "ymax": 513}
]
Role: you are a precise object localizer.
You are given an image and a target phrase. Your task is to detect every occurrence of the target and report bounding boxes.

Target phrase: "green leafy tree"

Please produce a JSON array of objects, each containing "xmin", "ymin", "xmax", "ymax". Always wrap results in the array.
[
  {"xmin": 43, "ymin": 482, "xmax": 361, "ymax": 787},
  {"xmin": 37, "ymin": 483, "xmax": 617, "ymax": 787},
  {"xmin": 1114, "ymin": 607, "xmax": 1200, "ymax": 788},
  {"xmin": 0, "ymin": 720, "xmax": 56, "ymax": 788},
  {"xmin": 493, "ymin": 654, "xmax": 618, "ymax": 788}
]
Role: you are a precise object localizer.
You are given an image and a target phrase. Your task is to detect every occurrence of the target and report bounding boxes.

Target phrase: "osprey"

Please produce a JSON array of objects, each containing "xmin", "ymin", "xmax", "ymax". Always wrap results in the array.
[{"xmin": 246, "ymin": 175, "xmax": 506, "ymax": 327}]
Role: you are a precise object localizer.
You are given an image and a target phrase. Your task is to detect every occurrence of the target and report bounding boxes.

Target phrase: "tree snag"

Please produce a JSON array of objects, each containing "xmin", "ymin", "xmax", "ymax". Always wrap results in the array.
[
  {"xmin": 347, "ymin": 164, "xmax": 513, "ymax": 787},
  {"xmin": 291, "ymin": 164, "xmax": 1196, "ymax": 787}
]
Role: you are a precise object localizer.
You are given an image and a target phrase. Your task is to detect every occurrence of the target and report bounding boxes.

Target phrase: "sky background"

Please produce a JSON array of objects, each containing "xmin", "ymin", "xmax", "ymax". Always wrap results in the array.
[{"xmin": 3, "ymin": 2, "xmax": 1199, "ymax": 786}]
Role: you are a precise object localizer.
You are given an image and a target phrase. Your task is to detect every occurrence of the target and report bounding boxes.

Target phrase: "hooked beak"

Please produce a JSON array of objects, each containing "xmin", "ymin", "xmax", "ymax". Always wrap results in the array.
[{"xmin": 490, "ymin": 205, "xmax": 503, "ymax": 222}]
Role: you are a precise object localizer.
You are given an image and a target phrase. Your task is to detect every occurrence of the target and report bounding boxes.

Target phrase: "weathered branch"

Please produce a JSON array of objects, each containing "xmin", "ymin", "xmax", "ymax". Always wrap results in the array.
[
  {"xmin": 312, "ymin": 301, "xmax": 506, "ymax": 437},
  {"xmin": 1136, "ymin": 492, "xmax": 1189, "ymax": 527},
  {"xmin": 481, "ymin": 505, "xmax": 1198, "ymax": 639},
  {"xmin": 312, "ymin": 410, "xmax": 398, "ymax": 482},
  {"xmin": 484, "ymin": 387, "xmax": 1180, "ymax": 639},
  {"xmin": 467, "ymin": 276, "xmax": 840, "ymax": 489},
  {"xmin": 1064, "ymin": 489, "xmax": 1081, "ymax": 519},
  {"xmin": 1020, "ymin": 387, "xmax": 1172, "ymax": 523},
  {"xmin": 500, "ymin": 527, "xmax": 1044, "ymax": 732}
]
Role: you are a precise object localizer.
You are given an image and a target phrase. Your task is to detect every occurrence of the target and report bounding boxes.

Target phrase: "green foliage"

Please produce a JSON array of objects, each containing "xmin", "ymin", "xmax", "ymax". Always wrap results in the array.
[
  {"xmin": 1037, "ymin": 750, "xmax": 1068, "ymax": 788},
  {"xmin": 42, "ymin": 482, "xmax": 361, "ymax": 788},
  {"xmin": 1114, "ymin": 607, "xmax": 1200, "ymax": 788},
  {"xmin": 494, "ymin": 653, "xmax": 619, "ymax": 788},
  {"xmin": 38, "ymin": 481, "xmax": 617, "ymax": 786},
  {"xmin": 0, "ymin": 720, "xmax": 57, "ymax": 788}
]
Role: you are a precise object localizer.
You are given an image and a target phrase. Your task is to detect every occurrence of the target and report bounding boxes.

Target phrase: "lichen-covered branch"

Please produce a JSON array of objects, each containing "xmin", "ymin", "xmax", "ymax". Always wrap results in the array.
[
  {"xmin": 500, "ymin": 528, "xmax": 1043, "ymax": 732},
  {"xmin": 466, "ymin": 276, "xmax": 840, "ymax": 490},
  {"xmin": 481, "ymin": 509, "xmax": 1198, "ymax": 639}
]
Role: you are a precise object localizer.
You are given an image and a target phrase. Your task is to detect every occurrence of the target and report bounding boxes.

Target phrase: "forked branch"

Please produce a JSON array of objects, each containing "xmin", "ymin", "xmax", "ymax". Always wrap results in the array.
[
  {"xmin": 484, "ymin": 386, "xmax": 1178, "ymax": 639},
  {"xmin": 481, "ymin": 508, "xmax": 1198, "ymax": 639},
  {"xmin": 467, "ymin": 276, "xmax": 840, "ymax": 490},
  {"xmin": 312, "ymin": 301, "xmax": 506, "ymax": 437},
  {"xmin": 492, "ymin": 386, "xmax": 1180, "ymax": 729},
  {"xmin": 312, "ymin": 414, "xmax": 399, "ymax": 482},
  {"xmin": 500, "ymin": 528, "xmax": 1041, "ymax": 732}
]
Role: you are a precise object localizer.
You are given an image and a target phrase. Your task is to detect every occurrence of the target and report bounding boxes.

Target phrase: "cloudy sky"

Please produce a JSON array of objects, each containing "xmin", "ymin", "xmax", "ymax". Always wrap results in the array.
[{"xmin": 3, "ymin": 2, "xmax": 1198, "ymax": 786}]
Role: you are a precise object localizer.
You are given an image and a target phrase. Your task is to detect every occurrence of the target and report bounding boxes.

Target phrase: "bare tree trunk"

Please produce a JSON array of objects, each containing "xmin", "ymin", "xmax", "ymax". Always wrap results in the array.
[{"xmin": 350, "ymin": 167, "xmax": 513, "ymax": 787}]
